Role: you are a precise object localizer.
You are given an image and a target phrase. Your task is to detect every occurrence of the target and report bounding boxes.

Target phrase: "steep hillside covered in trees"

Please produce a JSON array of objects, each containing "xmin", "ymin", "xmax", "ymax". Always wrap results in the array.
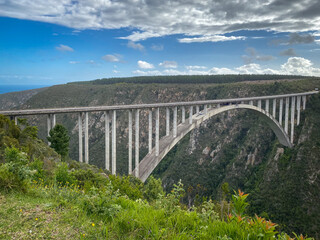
[{"xmin": 1, "ymin": 75, "xmax": 319, "ymax": 237}]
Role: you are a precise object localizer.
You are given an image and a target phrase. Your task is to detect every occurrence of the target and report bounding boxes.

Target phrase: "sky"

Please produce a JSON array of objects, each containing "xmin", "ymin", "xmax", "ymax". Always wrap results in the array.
[{"xmin": 0, "ymin": 0, "xmax": 320, "ymax": 86}]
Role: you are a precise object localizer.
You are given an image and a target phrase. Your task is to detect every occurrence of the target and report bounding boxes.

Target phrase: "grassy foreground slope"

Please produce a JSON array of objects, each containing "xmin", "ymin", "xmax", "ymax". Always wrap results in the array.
[{"xmin": 0, "ymin": 114, "xmax": 314, "ymax": 239}]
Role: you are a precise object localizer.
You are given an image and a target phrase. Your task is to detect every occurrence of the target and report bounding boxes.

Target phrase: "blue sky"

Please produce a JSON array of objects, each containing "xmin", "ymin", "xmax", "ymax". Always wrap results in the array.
[{"xmin": 0, "ymin": 0, "xmax": 320, "ymax": 85}]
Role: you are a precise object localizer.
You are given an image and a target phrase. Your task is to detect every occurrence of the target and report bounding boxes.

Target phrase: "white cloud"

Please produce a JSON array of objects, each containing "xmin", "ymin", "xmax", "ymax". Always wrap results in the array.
[
  {"xmin": 102, "ymin": 54, "xmax": 121, "ymax": 62},
  {"xmin": 69, "ymin": 61, "xmax": 79, "ymax": 64},
  {"xmin": 56, "ymin": 44, "xmax": 74, "ymax": 52},
  {"xmin": 151, "ymin": 44, "xmax": 164, "ymax": 51},
  {"xmin": 159, "ymin": 61, "xmax": 178, "ymax": 68},
  {"xmin": 113, "ymin": 70, "xmax": 120, "ymax": 73},
  {"xmin": 208, "ymin": 67, "xmax": 238, "ymax": 74},
  {"xmin": 1, "ymin": 1, "xmax": 320, "ymax": 42},
  {"xmin": 185, "ymin": 65, "xmax": 207, "ymax": 70},
  {"xmin": 127, "ymin": 41, "xmax": 144, "ymax": 51},
  {"xmin": 178, "ymin": 35, "xmax": 246, "ymax": 43},
  {"xmin": 138, "ymin": 60, "xmax": 154, "ymax": 69},
  {"xmin": 280, "ymin": 57, "xmax": 320, "ymax": 76},
  {"xmin": 132, "ymin": 70, "xmax": 162, "ymax": 75},
  {"xmin": 132, "ymin": 57, "xmax": 320, "ymax": 77}
]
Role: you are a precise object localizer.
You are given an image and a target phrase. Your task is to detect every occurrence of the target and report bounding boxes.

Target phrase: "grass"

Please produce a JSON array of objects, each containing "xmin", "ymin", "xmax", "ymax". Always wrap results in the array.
[{"xmin": 0, "ymin": 191, "xmax": 105, "ymax": 239}]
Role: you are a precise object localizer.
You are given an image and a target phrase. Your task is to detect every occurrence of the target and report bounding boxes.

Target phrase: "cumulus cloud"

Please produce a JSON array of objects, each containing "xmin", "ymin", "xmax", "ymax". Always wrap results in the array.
[
  {"xmin": 1, "ymin": 1, "xmax": 320, "ymax": 41},
  {"xmin": 137, "ymin": 60, "xmax": 154, "ymax": 69},
  {"xmin": 280, "ymin": 48, "xmax": 297, "ymax": 56},
  {"xmin": 281, "ymin": 57, "xmax": 320, "ymax": 76},
  {"xmin": 159, "ymin": 61, "xmax": 178, "ymax": 68},
  {"xmin": 56, "ymin": 44, "xmax": 74, "ymax": 52},
  {"xmin": 132, "ymin": 57, "xmax": 320, "ymax": 77},
  {"xmin": 178, "ymin": 35, "xmax": 246, "ymax": 43},
  {"xmin": 127, "ymin": 41, "xmax": 144, "ymax": 51},
  {"xmin": 102, "ymin": 54, "xmax": 121, "ymax": 62}
]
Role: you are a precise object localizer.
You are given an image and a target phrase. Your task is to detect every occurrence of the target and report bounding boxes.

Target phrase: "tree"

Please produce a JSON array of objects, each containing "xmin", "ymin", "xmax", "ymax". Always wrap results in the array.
[{"xmin": 47, "ymin": 124, "xmax": 70, "ymax": 159}]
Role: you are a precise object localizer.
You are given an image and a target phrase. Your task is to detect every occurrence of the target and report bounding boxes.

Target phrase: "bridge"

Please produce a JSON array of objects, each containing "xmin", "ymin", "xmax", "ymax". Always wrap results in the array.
[{"xmin": 0, "ymin": 90, "xmax": 318, "ymax": 182}]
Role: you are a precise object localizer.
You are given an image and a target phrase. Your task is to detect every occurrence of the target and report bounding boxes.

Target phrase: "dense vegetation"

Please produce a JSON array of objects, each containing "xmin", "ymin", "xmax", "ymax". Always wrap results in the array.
[
  {"xmin": 0, "ymin": 115, "xmax": 314, "ymax": 239},
  {"xmin": 1, "ymin": 76, "xmax": 319, "ymax": 238},
  {"xmin": 70, "ymin": 74, "xmax": 307, "ymax": 85}
]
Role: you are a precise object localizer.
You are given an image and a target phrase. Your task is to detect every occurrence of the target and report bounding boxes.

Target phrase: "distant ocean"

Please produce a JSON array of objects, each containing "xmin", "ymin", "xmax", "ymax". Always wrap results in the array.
[{"xmin": 0, "ymin": 85, "xmax": 50, "ymax": 94}]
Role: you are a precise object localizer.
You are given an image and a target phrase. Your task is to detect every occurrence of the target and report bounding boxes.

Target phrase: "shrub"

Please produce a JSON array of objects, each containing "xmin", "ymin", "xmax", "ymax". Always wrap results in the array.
[
  {"xmin": 54, "ymin": 162, "xmax": 75, "ymax": 186},
  {"xmin": 0, "ymin": 147, "xmax": 31, "ymax": 192},
  {"xmin": 143, "ymin": 176, "xmax": 164, "ymax": 202}
]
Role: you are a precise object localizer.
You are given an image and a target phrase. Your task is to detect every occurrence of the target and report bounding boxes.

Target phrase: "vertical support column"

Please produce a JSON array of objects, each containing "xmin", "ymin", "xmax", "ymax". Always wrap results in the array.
[
  {"xmin": 84, "ymin": 112, "xmax": 89, "ymax": 164},
  {"xmin": 290, "ymin": 96, "xmax": 296, "ymax": 143},
  {"xmin": 155, "ymin": 108, "xmax": 159, "ymax": 157},
  {"xmin": 258, "ymin": 100, "xmax": 262, "ymax": 109},
  {"xmin": 148, "ymin": 109, "xmax": 152, "ymax": 154},
  {"xmin": 128, "ymin": 110, "xmax": 132, "ymax": 174},
  {"xmin": 112, "ymin": 110, "xmax": 116, "ymax": 175},
  {"xmin": 297, "ymin": 96, "xmax": 301, "ymax": 126},
  {"xmin": 52, "ymin": 114, "xmax": 56, "ymax": 128},
  {"xmin": 189, "ymin": 106, "xmax": 193, "ymax": 124},
  {"xmin": 272, "ymin": 99, "xmax": 276, "ymax": 118},
  {"xmin": 135, "ymin": 109, "xmax": 139, "ymax": 178},
  {"xmin": 279, "ymin": 98, "xmax": 283, "ymax": 126},
  {"xmin": 302, "ymin": 95, "xmax": 306, "ymax": 110},
  {"xmin": 204, "ymin": 105, "xmax": 207, "ymax": 114},
  {"xmin": 285, "ymin": 97, "xmax": 289, "ymax": 134},
  {"xmin": 166, "ymin": 107, "xmax": 170, "ymax": 136},
  {"xmin": 182, "ymin": 106, "xmax": 185, "ymax": 123},
  {"xmin": 14, "ymin": 116, "xmax": 18, "ymax": 125},
  {"xmin": 196, "ymin": 105, "xmax": 199, "ymax": 114},
  {"xmin": 78, "ymin": 113, "xmax": 83, "ymax": 163},
  {"xmin": 173, "ymin": 106, "xmax": 177, "ymax": 138},
  {"xmin": 217, "ymin": 103, "xmax": 221, "ymax": 108},
  {"xmin": 105, "ymin": 111, "xmax": 110, "ymax": 171},
  {"xmin": 249, "ymin": 100, "xmax": 253, "ymax": 105},
  {"xmin": 265, "ymin": 99, "xmax": 269, "ymax": 113},
  {"xmin": 47, "ymin": 114, "xmax": 51, "ymax": 137}
]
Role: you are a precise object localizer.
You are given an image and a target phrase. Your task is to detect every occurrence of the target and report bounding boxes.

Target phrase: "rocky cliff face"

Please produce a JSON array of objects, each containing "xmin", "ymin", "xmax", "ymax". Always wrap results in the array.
[{"xmin": 1, "ymin": 78, "xmax": 320, "ymax": 237}]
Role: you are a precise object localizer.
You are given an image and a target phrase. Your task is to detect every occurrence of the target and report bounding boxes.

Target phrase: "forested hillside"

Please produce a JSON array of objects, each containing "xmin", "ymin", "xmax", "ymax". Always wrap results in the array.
[{"xmin": 1, "ymin": 75, "xmax": 319, "ymax": 237}]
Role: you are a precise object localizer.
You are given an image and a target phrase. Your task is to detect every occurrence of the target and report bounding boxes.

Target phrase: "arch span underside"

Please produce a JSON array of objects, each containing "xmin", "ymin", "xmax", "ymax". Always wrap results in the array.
[{"xmin": 132, "ymin": 104, "xmax": 292, "ymax": 182}]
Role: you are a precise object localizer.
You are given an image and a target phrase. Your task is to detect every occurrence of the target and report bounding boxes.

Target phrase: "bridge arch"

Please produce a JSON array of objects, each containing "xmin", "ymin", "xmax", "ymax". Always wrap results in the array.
[{"xmin": 133, "ymin": 104, "xmax": 292, "ymax": 182}]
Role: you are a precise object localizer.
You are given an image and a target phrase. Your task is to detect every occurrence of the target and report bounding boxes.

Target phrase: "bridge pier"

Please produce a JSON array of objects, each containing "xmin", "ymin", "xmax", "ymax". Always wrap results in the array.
[
  {"xmin": 112, "ymin": 110, "xmax": 116, "ymax": 174},
  {"xmin": 128, "ymin": 110, "xmax": 132, "ymax": 174},
  {"xmin": 272, "ymin": 99, "xmax": 276, "ymax": 118},
  {"xmin": 297, "ymin": 96, "xmax": 301, "ymax": 125},
  {"xmin": 258, "ymin": 100, "xmax": 262, "ymax": 109},
  {"xmin": 166, "ymin": 107, "xmax": 170, "ymax": 136},
  {"xmin": 85, "ymin": 112, "xmax": 89, "ymax": 164},
  {"xmin": 265, "ymin": 99, "xmax": 269, "ymax": 113},
  {"xmin": 291, "ymin": 96, "xmax": 296, "ymax": 143},
  {"xmin": 189, "ymin": 106, "xmax": 193, "ymax": 124},
  {"xmin": 135, "ymin": 109, "xmax": 140, "ymax": 178},
  {"xmin": 182, "ymin": 106, "xmax": 185, "ymax": 123},
  {"xmin": 196, "ymin": 105, "xmax": 200, "ymax": 114},
  {"xmin": 148, "ymin": 109, "xmax": 152, "ymax": 153},
  {"xmin": 279, "ymin": 98, "xmax": 283, "ymax": 126},
  {"xmin": 78, "ymin": 113, "xmax": 83, "ymax": 163},
  {"xmin": 173, "ymin": 106, "xmax": 177, "ymax": 137},
  {"xmin": 285, "ymin": 97, "xmax": 289, "ymax": 134},
  {"xmin": 155, "ymin": 108, "xmax": 159, "ymax": 157},
  {"xmin": 105, "ymin": 111, "xmax": 110, "ymax": 171},
  {"xmin": 302, "ymin": 95, "xmax": 306, "ymax": 110}
]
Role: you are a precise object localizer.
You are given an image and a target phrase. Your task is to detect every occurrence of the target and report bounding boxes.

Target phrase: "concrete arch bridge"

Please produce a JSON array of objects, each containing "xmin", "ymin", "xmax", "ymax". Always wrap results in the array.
[{"xmin": 0, "ymin": 91, "xmax": 318, "ymax": 182}]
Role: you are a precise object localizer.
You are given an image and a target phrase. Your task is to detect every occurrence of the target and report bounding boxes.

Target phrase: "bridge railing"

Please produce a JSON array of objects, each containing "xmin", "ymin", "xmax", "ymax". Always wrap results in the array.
[{"xmin": 0, "ymin": 90, "xmax": 318, "ymax": 179}]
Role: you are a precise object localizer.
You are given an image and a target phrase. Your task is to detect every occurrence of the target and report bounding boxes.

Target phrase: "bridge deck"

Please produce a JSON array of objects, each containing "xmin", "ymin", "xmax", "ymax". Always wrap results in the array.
[{"xmin": 0, "ymin": 91, "xmax": 317, "ymax": 116}]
